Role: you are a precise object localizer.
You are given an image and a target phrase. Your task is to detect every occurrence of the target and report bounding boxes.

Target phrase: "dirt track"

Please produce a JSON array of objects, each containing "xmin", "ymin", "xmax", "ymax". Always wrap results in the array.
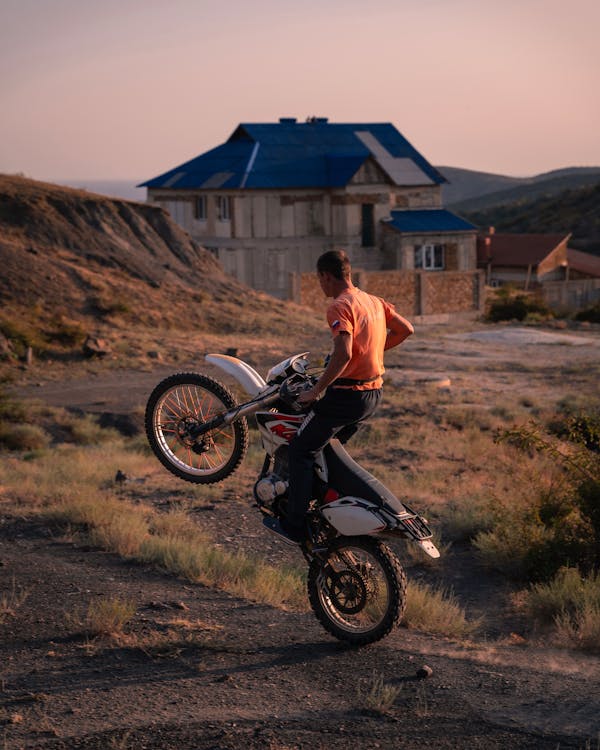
[
  {"xmin": 3, "ymin": 323, "xmax": 600, "ymax": 748},
  {"xmin": 1, "ymin": 516, "xmax": 598, "ymax": 750}
]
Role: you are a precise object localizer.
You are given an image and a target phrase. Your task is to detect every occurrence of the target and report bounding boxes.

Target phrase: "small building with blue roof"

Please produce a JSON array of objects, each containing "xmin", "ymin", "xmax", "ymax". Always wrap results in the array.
[{"xmin": 140, "ymin": 118, "xmax": 477, "ymax": 299}]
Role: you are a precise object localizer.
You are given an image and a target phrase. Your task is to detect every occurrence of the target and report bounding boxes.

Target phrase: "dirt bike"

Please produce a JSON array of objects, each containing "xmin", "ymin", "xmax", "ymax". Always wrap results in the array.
[{"xmin": 145, "ymin": 352, "xmax": 439, "ymax": 646}]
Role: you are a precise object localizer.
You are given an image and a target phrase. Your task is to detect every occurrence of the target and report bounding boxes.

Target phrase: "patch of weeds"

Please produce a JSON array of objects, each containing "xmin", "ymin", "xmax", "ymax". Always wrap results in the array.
[
  {"xmin": 486, "ymin": 288, "xmax": 553, "ymax": 322},
  {"xmin": 0, "ymin": 578, "xmax": 29, "ymax": 624},
  {"xmin": 89, "ymin": 293, "xmax": 132, "ymax": 318},
  {"xmin": 440, "ymin": 497, "xmax": 497, "ymax": 543},
  {"xmin": 524, "ymin": 568, "xmax": 600, "ymax": 653},
  {"xmin": 485, "ymin": 413, "xmax": 600, "ymax": 581},
  {"xmin": 84, "ymin": 596, "xmax": 137, "ymax": 638},
  {"xmin": 404, "ymin": 580, "xmax": 477, "ymax": 637},
  {"xmin": 357, "ymin": 671, "xmax": 400, "ymax": 715},
  {"xmin": 575, "ymin": 299, "xmax": 600, "ymax": 324},
  {"xmin": 61, "ymin": 412, "xmax": 120, "ymax": 445},
  {"xmin": 45, "ymin": 314, "xmax": 87, "ymax": 347},
  {"xmin": 0, "ymin": 422, "xmax": 50, "ymax": 451},
  {"xmin": 0, "ymin": 388, "xmax": 29, "ymax": 422},
  {"xmin": 489, "ymin": 405, "xmax": 515, "ymax": 423},
  {"xmin": 443, "ymin": 407, "xmax": 493, "ymax": 432},
  {"xmin": 0, "ymin": 315, "xmax": 45, "ymax": 357},
  {"xmin": 555, "ymin": 602, "xmax": 600, "ymax": 653}
]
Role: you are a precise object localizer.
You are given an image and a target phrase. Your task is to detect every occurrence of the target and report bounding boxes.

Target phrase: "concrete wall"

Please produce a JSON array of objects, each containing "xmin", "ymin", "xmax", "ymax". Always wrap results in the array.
[
  {"xmin": 381, "ymin": 229, "xmax": 477, "ymax": 272},
  {"xmin": 147, "ymin": 185, "xmax": 464, "ymax": 299},
  {"xmin": 542, "ymin": 279, "xmax": 600, "ymax": 310}
]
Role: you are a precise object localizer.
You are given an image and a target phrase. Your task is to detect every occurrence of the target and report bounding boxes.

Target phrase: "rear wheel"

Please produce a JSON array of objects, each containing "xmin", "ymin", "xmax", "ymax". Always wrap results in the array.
[
  {"xmin": 307, "ymin": 536, "xmax": 406, "ymax": 646},
  {"xmin": 145, "ymin": 373, "xmax": 248, "ymax": 484}
]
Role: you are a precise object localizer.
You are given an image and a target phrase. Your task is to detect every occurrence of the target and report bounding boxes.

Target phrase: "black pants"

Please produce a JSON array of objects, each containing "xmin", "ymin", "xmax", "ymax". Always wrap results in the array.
[{"xmin": 286, "ymin": 387, "xmax": 382, "ymax": 531}]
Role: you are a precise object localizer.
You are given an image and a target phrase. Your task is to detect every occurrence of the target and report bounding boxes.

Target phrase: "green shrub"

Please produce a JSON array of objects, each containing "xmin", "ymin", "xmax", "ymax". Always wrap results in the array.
[
  {"xmin": 485, "ymin": 414, "xmax": 600, "ymax": 581},
  {"xmin": 524, "ymin": 567, "xmax": 600, "ymax": 653},
  {"xmin": 0, "ymin": 423, "xmax": 50, "ymax": 451},
  {"xmin": 486, "ymin": 291, "xmax": 553, "ymax": 323},
  {"xmin": 575, "ymin": 300, "xmax": 600, "ymax": 324}
]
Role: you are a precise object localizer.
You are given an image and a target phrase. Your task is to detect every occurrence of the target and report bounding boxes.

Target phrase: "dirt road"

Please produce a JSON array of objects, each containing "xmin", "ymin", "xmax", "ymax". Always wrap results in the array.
[{"xmin": 3, "ymin": 323, "xmax": 600, "ymax": 748}]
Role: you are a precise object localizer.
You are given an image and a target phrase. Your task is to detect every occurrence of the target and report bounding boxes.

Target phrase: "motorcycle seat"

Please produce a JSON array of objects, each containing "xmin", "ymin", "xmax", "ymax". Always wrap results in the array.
[{"xmin": 323, "ymin": 439, "xmax": 406, "ymax": 516}]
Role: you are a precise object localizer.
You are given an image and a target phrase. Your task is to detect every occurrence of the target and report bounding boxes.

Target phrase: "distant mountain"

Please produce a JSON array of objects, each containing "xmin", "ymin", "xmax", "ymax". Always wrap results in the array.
[
  {"xmin": 439, "ymin": 166, "xmax": 600, "ymax": 211},
  {"xmin": 438, "ymin": 167, "xmax": 522, "ymax": 205},
  {"xmin": 461, "ymin": 182, "xmax": 600, "ymax": 255},
  {"xmin": 54, "ymin": 179, "xmax": 146, "ymax": 202}
]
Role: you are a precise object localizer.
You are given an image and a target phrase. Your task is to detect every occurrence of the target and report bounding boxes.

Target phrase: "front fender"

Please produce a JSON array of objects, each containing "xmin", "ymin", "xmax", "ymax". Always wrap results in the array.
[{"xmin": 205, "ymin": 353, "xmax": 267, "ymax": 397}]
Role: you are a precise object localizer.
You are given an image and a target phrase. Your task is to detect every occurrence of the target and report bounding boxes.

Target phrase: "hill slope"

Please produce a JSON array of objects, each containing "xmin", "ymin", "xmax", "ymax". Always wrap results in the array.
[
  {"xmin": 461, "ymin": 182, "xmax": 600, "ymax": 255},
  {"xmin": 0, "ymin": 175, "xmax": 320, "ymax": 366},
  {"xmin": 439, "ymin": 165, "xmax": 600, "ymax": 208}
]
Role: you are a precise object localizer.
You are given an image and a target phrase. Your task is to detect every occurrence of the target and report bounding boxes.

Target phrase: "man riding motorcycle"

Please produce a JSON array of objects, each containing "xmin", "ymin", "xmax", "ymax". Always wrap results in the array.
[{"xmin": 264, "ymin": 249, "xmax": 414, "ymax": 545}]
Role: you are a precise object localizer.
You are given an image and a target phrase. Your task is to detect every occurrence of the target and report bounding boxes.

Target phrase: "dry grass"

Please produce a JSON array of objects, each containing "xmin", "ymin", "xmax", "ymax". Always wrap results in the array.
[
  {"xmin": 404, "ymin": 580, "xmax": 478, "ymax": 638},
  {"xmin": 84, "ymin": 596, "xmax": 137, "ymax": 638},
  {"xmin": 357, "ymin": 671, "xmax": 400, "ymax": 714},
  {"xmin": 0, "ymin": 439, "xmax": 307, "ymax": 612},
  {"xmin": 0, "ymin": 577, "xmax": 29, "ymax": 624},
  {"xmin": 523, "ymin": 568, "xmax": 600, "ymax": 653}
]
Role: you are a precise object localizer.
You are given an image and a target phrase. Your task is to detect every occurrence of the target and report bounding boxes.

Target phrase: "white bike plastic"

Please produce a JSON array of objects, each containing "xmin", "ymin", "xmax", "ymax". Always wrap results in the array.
[
  {"xmin": 205, "ymin": 353, "xmax": 267, "ymax": 396},
  {"xmin": 320, "ymin": 497, "xmax": 387, "ymax": 536}
]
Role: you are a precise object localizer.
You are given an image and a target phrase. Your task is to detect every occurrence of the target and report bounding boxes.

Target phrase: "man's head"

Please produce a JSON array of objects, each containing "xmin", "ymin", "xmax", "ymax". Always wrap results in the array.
[
  {"xmin": 317, "ymin": 250, "xmax": 351, "ymax": 280},
  {"xmin": 316, "ymin": 250, "xmax": 352, "ymax": 298}
]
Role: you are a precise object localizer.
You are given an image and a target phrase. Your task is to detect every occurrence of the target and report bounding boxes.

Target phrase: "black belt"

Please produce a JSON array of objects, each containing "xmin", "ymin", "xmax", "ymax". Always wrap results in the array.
[{"xmin": 333, "ymin": 376, "xmax": 379, "ymax": 386}]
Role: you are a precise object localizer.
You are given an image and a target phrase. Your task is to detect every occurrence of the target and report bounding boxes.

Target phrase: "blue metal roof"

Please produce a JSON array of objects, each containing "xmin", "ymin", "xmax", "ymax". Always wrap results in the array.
[
  {"xmin": 139, "ymin": 120, "xmax": 446, "ymax": 190},
  {"xmin": 386, "ymin": 209, "xmax": 477, "ymax": 233}
]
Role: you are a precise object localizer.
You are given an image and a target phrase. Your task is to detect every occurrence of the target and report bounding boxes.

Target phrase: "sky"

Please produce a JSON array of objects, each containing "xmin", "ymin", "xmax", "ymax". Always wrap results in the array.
[{"xmin": 1, "ymin": 0, "xmax": 599, "ymax": 182}]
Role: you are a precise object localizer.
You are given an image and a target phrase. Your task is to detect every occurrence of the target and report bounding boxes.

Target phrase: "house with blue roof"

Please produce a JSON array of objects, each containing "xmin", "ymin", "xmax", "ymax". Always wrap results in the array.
[{"xmin": 140, "ymin": 118, "xmax": 477, "ymax": 300}]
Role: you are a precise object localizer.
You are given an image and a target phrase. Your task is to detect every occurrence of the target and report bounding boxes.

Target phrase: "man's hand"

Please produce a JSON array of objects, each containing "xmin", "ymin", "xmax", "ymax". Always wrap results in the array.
[
  {"xmin": 297, "ymin": 333, "xmax": 352, "ymax": 405},
  {"xmin": 297, "ymin": 385, "xmax": 320, "ymax": 406}
]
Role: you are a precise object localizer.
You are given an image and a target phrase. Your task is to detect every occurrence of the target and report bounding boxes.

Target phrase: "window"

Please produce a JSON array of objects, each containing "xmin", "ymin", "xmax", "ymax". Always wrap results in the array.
[
  {"xmin": 415, "ymin": 244, "xmax": 444, "ymax": 270},
  {"xmin": 217, "ymin": 196, "xmax": 231, "ymax": 222},
  {"xmin": 361, "ymin": 203, "xmax": 375, "ymax": 247},
  {"xmin": 194, "ymin": 196, "xmax": 207, "ymax": 221}
]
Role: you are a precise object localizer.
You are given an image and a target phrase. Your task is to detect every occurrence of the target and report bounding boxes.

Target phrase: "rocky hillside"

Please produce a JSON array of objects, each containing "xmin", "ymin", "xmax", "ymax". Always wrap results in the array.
[
  {"xmin": 462, "ymin": 181, "xmax": 600, "ymax": 255},
  {"xmin": 0, "ymin": 175, "xmax": 320, "ymax": 365},
  {"xmin": 439, "ymin": 165, "xmax": 600, "ymax": 209}
]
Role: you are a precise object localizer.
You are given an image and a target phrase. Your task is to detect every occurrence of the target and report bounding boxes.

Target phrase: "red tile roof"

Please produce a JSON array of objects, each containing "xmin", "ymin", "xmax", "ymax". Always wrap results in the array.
[
  {"xmin": 567, "ymin": 248, "xmax": 600, "ymax": 277},
  {"xmin": 477, "ymin": 233, "xmax": 569, "ymax": 267}
]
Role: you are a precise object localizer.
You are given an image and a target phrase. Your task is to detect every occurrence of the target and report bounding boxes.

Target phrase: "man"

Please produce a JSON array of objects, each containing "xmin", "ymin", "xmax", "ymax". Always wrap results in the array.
[{"xmin": 264, "ymin": 249, "xmax": 414, "ymax": 544}]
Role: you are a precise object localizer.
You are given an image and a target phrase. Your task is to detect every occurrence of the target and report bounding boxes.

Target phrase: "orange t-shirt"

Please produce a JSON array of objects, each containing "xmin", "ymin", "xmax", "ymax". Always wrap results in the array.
[{"xmin": 326, "ymin": 287, "xmax": 396, "ymax": 390}]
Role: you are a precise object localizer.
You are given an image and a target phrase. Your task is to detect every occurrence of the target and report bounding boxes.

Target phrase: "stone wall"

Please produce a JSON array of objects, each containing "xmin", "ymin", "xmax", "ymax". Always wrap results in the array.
[{"xmin": 295, "ymin": 269, "xmax": 485, "ymax": 319}]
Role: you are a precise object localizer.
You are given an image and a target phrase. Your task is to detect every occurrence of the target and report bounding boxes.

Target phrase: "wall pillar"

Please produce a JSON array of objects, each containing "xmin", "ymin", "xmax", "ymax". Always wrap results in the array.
[{"xmin": 417, "ymin": 271, "xmax": 427, "ymax": 315}]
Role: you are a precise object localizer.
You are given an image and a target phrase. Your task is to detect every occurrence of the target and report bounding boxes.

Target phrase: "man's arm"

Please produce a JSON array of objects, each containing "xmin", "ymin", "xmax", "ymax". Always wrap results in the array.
[
  {"xmin": 384, "ymin": 311, "xmax": 414, "ymax": 350},
  {"xmin": 297, "ymin": 332, "xmax": 352, "ymax": 405}
]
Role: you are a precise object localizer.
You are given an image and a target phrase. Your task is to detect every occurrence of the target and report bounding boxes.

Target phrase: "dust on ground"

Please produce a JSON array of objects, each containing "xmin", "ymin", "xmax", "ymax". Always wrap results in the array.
[{"xmin": 2, "ymin": 321, "xmax": 600, "ymax": 748}]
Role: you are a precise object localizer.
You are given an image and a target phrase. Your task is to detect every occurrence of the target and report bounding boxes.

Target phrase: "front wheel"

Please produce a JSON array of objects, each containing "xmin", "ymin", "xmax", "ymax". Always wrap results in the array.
[
  {"xmin": 145, "ymin": 372, "xmax": 249, "ymax": 484},
  {"xmin": 307, "ymin": 536, "xmax": 407, "ymax": 646}
]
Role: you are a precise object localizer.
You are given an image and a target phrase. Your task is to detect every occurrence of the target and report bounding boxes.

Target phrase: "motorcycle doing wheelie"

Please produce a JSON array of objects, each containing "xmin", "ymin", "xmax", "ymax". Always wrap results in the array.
[{"xmin": 145, "ymin": 352, "xmax": 439, "ymax": 646}]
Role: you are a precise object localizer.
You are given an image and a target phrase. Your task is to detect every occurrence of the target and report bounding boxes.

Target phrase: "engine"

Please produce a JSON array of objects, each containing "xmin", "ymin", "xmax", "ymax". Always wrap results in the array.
[
  {"xmin": 254, "ymin": 473, "xmax": 288, "ymax": 506},
  {"xmin": 253, "ymin": 447, "xmax": 289, "ymax": 511}
]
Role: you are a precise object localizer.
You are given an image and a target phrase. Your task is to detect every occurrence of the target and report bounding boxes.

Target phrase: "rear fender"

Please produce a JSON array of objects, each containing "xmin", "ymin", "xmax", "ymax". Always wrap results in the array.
[{"xmin": 320, "ymin": 496, "xmax": 386, "ymax": 536}]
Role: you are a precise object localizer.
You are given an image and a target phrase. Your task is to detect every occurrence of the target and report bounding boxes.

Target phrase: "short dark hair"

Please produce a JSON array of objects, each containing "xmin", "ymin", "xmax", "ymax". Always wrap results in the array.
[{"xmin": 317, "ymin": 250, "xmax": 351, "ymax": 280}]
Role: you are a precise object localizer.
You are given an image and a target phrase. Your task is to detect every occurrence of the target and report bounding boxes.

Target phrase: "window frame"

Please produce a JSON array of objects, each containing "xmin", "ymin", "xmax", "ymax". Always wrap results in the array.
[
  {"xmin": 194, "ymin": 195, "xmax": 207, "ymax": 221},
  {"xmin": 361, "ymin": 203, "xmax": 375, "ymax": 247},
  {"xmin": 415, "ymin": 243, "xmax": 445, "ymax": 270},
  {"xmin": 217, "ymin": 196, "xmax": 231, "ymax": 222}
]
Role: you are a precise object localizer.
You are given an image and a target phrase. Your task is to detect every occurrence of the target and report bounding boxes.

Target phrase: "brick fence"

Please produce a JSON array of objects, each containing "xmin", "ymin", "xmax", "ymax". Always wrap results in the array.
[{"xmin": 292, "ymin": 269, "xmax": 485, "ymax": 320}]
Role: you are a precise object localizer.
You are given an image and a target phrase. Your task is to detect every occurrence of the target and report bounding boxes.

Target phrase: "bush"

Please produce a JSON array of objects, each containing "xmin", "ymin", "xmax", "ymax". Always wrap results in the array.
[
  {"xmin": 486, "ymin": 289, "xmax": 553, "ymax": 323},
  {"xmin": 575, "ymin": 300, "xmax": 600, "ymax": 324},
  {"xmin": 0, "ymin": 423, "xmax": 50, "ymax": 451},
  {"xmin": 483, "ymin": 414, "xmax": 600, "ymax": 581},
  {"xmin": 524, "ymin": 567, "xmax": 600, "ymax": 653}
]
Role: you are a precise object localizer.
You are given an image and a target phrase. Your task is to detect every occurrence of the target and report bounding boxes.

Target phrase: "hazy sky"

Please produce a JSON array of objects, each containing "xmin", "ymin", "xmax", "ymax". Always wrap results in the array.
[{"xmin": 1, "ymin": 0, "xmax": 598, "ymax": 181}]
